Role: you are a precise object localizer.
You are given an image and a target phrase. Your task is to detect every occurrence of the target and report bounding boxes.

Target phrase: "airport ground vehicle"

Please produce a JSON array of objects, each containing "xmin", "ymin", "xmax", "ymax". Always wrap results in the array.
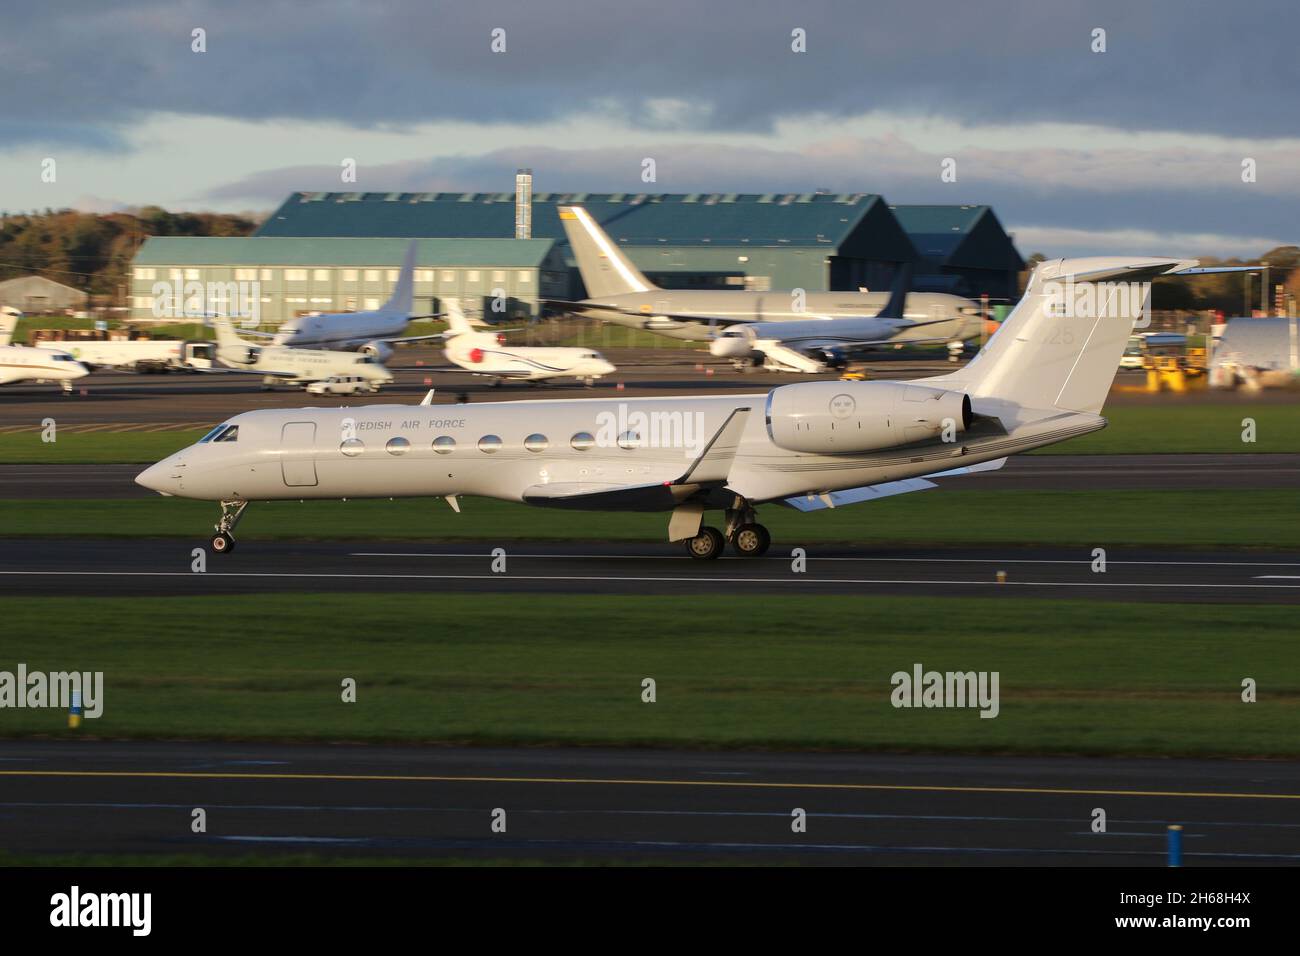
[
  {"xmin": 32, "ymin": 329, "xmax": 214, "ymax": 371},
  {"xmin": 305, "ymin": 375, "xmax": 382, "ymax": 395}
]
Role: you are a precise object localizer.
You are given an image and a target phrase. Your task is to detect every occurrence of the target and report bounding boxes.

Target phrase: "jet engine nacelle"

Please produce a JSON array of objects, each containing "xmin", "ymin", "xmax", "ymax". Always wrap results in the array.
[
  {"xmin": 360, "ymin": 340, "xmax": 394, "ymax": 363},
  {"xmin": 765, "ymin": 380, "xmax": 971, "ymax": 454}
]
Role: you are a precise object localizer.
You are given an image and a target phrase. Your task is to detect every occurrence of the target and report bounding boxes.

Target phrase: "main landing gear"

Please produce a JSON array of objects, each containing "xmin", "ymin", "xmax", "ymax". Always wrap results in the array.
[
  {"xmin": 211, "ymin": 499, "xmax": 248, "ymax": 554},
  {"xmin": 681, "ymin": 501, "xmax": 772, "ymax": 560}
]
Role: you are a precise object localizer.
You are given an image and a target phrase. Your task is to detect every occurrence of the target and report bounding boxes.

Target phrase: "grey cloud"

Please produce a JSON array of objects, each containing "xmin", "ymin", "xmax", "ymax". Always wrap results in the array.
[{"xmin": 2, "ymin": 0, "xmax": 1298, "ymax": 144}]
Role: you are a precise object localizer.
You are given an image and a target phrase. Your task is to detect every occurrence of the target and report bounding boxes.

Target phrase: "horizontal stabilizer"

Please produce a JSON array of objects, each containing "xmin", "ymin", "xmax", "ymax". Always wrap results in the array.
[
  {"xmin": 782, "ymin": 456, "xmax": 1008, "ymax": 512},
  {"xmin": 784, "ymin": 478, "xmax": 937, "ymax": 512},
  {"xmin": 927, "ymin": 456, "xmax": 1008, "ymax": 479}
]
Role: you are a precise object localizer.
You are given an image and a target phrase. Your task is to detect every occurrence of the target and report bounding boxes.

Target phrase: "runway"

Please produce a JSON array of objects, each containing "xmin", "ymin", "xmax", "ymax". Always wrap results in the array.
[
  {"xmin": 2, "ymin": 537, "xmax": 1297, "ymax": 602},
  {"xmin": 2, "ymin": 453, "xmax": 1297, "ymax": 499},
  {"xmin": 2, "ymin": 740, "xmax": 1298, "ymax": 864}
]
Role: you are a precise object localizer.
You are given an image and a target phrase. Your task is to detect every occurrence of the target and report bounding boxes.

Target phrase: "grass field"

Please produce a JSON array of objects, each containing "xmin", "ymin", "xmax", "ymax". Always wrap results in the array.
[
  {"xmin": 1, "ymin": 594, "xmax": 1294, "ymax": 757},
  {"xmin": 2, "ymin": 403, "xmax": 1295, "ymax": 464},
  {"xmin": 2, "ymin": 489, "xmax": 1296, "ymax": 547}
]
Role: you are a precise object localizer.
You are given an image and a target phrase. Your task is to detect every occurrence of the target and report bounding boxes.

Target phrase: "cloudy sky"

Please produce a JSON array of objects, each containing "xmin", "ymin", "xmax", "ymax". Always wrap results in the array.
[{"xmin": 2, "ymin": 0, "xmax": 1298, "ymax": 257}]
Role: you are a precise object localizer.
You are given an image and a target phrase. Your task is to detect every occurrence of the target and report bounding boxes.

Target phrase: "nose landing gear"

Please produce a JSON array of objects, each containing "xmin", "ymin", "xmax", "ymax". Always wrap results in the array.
[{"xmin": 211, "ymin": 499, "xmax": 248, "ymax": 554}]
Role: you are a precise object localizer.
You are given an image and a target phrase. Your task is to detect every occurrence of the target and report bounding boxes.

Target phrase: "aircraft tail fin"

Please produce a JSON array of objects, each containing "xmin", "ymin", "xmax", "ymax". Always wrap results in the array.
[
  {"xmin": 0, "ymin": 307, "xmax": 19, "ymax": 347},
  {"xmin": 932, "ymin": 257, "xmax": 1197, "ymax": 415},
  {"xmin": 444, "ymin": 299, "xmax": 476, "ymax": 336},
  {"xmin": 558, "ymin": 206, "xmax": 657, "ymax": 298},
  {"xmin": 380, "ymin": 240, "xmax": 418, "ymax": 314},
  {"xmin": 211, "ymin": 317, "xmax": 243, "ymax": 348},
  {"xmin": 877, "ymin": 263, "xmax": 913, "ymax": 320}
]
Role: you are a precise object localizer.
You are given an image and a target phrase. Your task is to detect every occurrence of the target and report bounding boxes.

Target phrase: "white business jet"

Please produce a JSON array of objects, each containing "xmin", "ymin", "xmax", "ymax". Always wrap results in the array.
[
  {"xmin": 211, "ymin": 318, "xmax": 393, "ymax": 391},
  {"xmin": 0, "ymin": 308, "xmax": 90, "ymax": 391},
  {"xmin": 139, "ymin": 256, "xmax": 1193, "ymax": 558},
  {"xmin": 439, "ymin": 300, "xmax": 615, "ymax": 385}
]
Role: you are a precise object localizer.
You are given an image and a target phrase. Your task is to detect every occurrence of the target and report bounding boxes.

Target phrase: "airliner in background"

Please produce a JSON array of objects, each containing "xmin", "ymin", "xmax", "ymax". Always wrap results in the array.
[
  {"xmin": 139, "ymin": 256, "xmax": 1194, "ymax": 558},
  {"xmin": 257, "ymin": 241, "xmax": 444, "ymax": 362},
  {"xmin": 551, "ymin": 205, "xmax": 984, "ymax": 366}
]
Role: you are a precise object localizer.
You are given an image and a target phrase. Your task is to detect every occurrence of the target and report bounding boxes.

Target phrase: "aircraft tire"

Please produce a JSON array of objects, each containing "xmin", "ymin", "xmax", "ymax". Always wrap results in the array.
[
  {"xmin": 684, "ymin": 526, "xmax": 725, "ymax": 560},
  {"xmin": 211, "ymin": 532, "xmax": 235, "ymax": 554},
  {"xmin": 731, "ymin": 523, "xmax": 771, "ymax": 557}
]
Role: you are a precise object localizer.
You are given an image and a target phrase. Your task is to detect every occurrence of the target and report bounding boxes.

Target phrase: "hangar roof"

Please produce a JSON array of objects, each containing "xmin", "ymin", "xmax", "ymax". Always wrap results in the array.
[
  {"xmin": 255, "ymin": 191, "xmax": 916, "ymax": 258},
  {"xmin": 889, "ymin": 204, "xmax": 1024, "ymax": 271},
  {"xmin": 134, "ymin": 236, "xmax": 557, "ymax": 268}
]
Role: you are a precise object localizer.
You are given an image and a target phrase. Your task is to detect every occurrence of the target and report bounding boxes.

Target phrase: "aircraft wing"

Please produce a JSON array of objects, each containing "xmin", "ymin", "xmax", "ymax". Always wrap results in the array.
[
  {"xmin": 544, "ymin": 299, "xmax": 750, "ymax": 326},
  {"xmin": 202, "ymin": 364, "xmax": 299, "ymax": 379},
  {"xmin": 523, "ymin": 407, "xmax": 753, "ymax": 510},
  {"xmin": 522, "ymin": 481, "xmax": 680, "ymax": 511},
  {"xmin": 783, "ymin": 457, "xmax": 1007, "ymax": 511},
  {"xmin": 381, "ymin": 332, "xmax": 454, "ymax": 345}
]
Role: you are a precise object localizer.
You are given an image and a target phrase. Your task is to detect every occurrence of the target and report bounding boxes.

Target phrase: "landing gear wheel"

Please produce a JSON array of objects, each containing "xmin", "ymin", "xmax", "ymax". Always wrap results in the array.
[
  {"xmin": 731, "ymin": 523, "xmax": 771, "ymax": 557},
  {"xmin": 211, "ymin": 532, "xmax": 235, "ymax": 554},
  {"xmin": 684, "ymin": 526, "xmax": 725, "ymax": 560}
]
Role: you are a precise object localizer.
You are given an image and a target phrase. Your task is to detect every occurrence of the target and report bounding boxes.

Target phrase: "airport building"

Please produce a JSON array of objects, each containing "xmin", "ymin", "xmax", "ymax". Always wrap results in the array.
[
  {"xmin": 0, "ymin": 275, "xmax": 89, "ymax": 313},
  {"xmin": 128, "ymin": 186, "xmax": 1024, "ymax": 324},
  {"xmin": 255, "ymin": 190, "xmax": 922, "ymax": 295},
  {"xmin": 889, "ymin": 204, "xmax": 1025, "ymax": 302},
  {"xmin": 129, "ymin": 236, "xmax": 568, "ymax": 325}
]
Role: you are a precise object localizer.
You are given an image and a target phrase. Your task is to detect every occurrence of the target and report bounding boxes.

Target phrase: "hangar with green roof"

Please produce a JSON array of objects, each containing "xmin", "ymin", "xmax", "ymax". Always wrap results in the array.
[
  {"xmin": 130, "ymin": 236, "xmax": 567, "ymax": 325},
  {"xmin": 129, "ymin": 188, "xmax": 1023, "ymax": 324}
]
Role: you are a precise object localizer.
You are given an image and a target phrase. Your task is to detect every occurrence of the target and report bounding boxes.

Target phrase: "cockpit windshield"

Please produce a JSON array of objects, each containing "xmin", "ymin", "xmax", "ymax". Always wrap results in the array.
[{"xmin": 199, "ymin": 423, "xmax": 239, "ymax": 443}]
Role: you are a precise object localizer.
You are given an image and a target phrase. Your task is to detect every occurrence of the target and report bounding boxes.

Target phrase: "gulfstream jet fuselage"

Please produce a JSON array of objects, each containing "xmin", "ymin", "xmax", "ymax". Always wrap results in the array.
[{"xmin": 139, "ymin": 257, "xmax": 1198, "ymax": 559}]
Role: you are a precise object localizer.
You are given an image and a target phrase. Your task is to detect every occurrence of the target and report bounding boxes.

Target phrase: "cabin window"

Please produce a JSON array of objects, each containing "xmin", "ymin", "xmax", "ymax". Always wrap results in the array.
[
  {"xmin": 340, "ymin": 438, "xmax": 364, "ymax": 457},
  {"xmin": 616, "ymin": 430, "xmax": 641, "ymax": 450},
  {"xmin": 386, "ymin": 437, "xmax": 411, "ymax": 456},
  {"xmin": 432, "ymin": 436, "xmax": 456, "ymax": 454},
  {"xmin": 524, "ymin": 434, "xmax": 549, "ymax": 453},
  {"xmin": 478, "ymin": 435, "xmax": 502, "ymax": 454},
  {"xmin": 570, "ymin": 432, "xmax": 595, "ymax": 451}
]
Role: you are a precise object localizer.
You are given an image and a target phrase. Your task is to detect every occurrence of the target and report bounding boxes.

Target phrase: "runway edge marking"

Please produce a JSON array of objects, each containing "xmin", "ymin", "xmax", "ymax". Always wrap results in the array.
[{"xmin": 3, "ymin": 769, "xmax": 1300, "ymax": 801}]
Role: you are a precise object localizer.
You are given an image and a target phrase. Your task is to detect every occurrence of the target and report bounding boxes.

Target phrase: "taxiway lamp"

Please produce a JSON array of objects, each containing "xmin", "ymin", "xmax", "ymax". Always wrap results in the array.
[
  {"xmin": 68, "ymin": 691, "xmax": 82, "ymax": 730},
  {"xmin": 1166, "ymin": 825, "xmax": 1183, "ymax": 867},
  {"xmin": 996, "ymin": 570, "xmax": 1007, "ymax": 584}
]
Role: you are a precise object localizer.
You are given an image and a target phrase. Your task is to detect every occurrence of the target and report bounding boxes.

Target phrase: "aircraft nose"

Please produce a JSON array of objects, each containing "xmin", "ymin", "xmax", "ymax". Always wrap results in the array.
[{"xmin": 136, "ymin": 457, "xmax": 181, "ymax": 495}]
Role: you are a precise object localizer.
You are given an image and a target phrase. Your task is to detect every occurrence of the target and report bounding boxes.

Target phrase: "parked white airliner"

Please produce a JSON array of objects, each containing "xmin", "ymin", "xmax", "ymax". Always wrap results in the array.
[
  {"xmin": 552, "ymin": 206, "xmax": 983, "ymax": 360},
  {"xmin": 0, "ymin": 308, "xmax": 90, "ymax": 391},
  {"xmin": 139, "ymin": 257, "xmax": 1192, "ymax": 558},
  {"xmin": 264, "ymin": 241, "xmax": 443, "ymax": 362},
  {"xmin": 440, "ymin": 300, "xmax": 616, "ymax": 385}
]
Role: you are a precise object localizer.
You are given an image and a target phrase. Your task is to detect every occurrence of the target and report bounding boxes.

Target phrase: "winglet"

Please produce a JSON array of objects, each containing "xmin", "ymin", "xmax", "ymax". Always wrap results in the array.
[
  {"xmin": 420, "ymin": 389, "xmax": 435, "ymax": 406},
  {"xmin": 677, "ymin": 407, "xmax": 750, "ymax": 484}
]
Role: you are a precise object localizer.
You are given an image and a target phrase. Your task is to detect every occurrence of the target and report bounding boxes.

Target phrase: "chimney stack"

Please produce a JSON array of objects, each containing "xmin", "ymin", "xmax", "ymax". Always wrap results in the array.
[{"xmin": 515, "ymin": 169, "xmax": 533, "ymax": 239}]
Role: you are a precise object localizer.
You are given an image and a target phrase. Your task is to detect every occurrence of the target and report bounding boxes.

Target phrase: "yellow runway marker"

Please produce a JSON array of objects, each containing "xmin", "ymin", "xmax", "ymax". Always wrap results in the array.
[{"xmin": 2, "ymin": 769, "xmax": 1299, "ymax": 802}]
